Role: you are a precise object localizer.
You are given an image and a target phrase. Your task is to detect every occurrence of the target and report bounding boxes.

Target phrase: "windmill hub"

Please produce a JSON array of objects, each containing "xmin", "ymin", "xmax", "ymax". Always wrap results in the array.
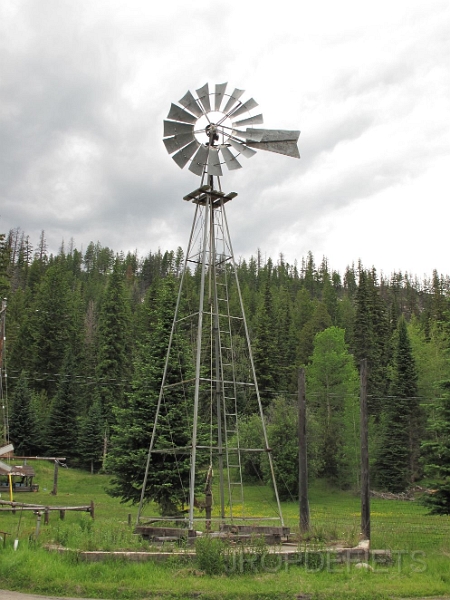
[{"xmin": 206, "ymin": 124, "xmax": 219, "ymax": 145}]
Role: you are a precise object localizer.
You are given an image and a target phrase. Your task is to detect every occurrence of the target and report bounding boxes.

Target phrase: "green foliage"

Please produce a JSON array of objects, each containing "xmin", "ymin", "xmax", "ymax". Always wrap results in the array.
[
  {"xmin": 253, "ymin": 274, "xmax": 279, "ymax": 402},
  {"xmin": 8, "ymin": 370, "xmax": 39, "ymax": 455},
  {"xmin": 195, "ymin": 535, "xmax": 227, "ymax": 574},
  {"xmin": 46, "ymin": 351, "xmax": 79, "ymax": 459},
  {"xmin": 0, "ymin": 233, "xmax": 10, "ymax": 297},
  {"xmin": 375, "ymin": 316, "xmax": 420, "ymax": 492},
  {"xmin": 1, "ymin": 464, "xmax": 450, "ymax": 599},
  {"xmin": 296, "ymin": 301, "xmax": 332, "ymax": 366},
  {"xmin": 306, "ymin": 327, "xmax": 359, "ymax": 487},
  {"xmin": 28, "ymin": 260, "xmax": 73, "ymax": 397},
  {"xmin": 353, "ymin": 269, "xmax": 391, "ymax": 416},
  {"xmin": 238, "ymin": 414, "xmax": 265, "ymax": 481},
  {"xmin": 106, "ymin": 275, "xmax": 197, "ymax": 514},
  {"xmin": 421, "ymin": 381, "xmax": 450, "ymax": 514},
  {"xmin": 265, "ymin": 397, "xmax": 299, "ymax": 501},
  {"xmin": 195, "ymin": 534, "xmax": 270, "ymax": 575},
  {"xmin": 77, "ymin": 398, "xmax": 105, "ymax": 473},
  {"xmin": 95, "ymin": 257, "xmax": 132, "ymax": 425},
  {"xmin": 4, "ymin": 229, "xmax": 450, "ymax": 503}
]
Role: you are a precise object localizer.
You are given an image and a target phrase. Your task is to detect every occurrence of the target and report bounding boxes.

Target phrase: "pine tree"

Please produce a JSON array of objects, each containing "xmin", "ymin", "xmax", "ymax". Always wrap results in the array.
[
  {"xmin": 78, "ymin": 398, "xmax": 105, "ymax": 473},
  {"xmin": 0, "ymin": 233, "xmax": 10, "ymax": 298},
  {"xmin": 353, "ymin": 269, "xmax": 391, "ymax": 416},
  {"xmin": 296, "ymin": 301, "xmax": 332, "ymax": 366},
  {"xmin": 253, "ymin": 275, "xmax": 279, "ymax": 403},
  {"xmin": 29, "ymin": 260, "xmax": 72, "ymax": 397},
  {"xmin": 106, "ymin": 275, "xmax": 198, "ymax": 514},
  {"xmin": 8, "ymin": 371, "xmax": 39, "ymax": 455},
  {"xmin": 46, "ymin": 351, "xmax": 79, "ymax": 459},
  {"xmin": 421, "ymin": 381, "xmax": 450, "ymax": 514},
  {"xmin": 276, "ymin": 286, "xmax": 296, "ymax": 392},
  {"xmin": 375, "ymin": 316, "xmax": 419, "ymax": 492},
  {"xmin": 95, "ymin": 257, "xmax": 132, "ymax": 426}
]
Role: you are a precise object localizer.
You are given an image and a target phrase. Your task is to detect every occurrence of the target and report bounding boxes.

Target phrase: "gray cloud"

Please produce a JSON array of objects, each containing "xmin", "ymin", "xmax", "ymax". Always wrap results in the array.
[{"xmin": 1, "ymin": 0, "xmax": 449, "ymax": 276}]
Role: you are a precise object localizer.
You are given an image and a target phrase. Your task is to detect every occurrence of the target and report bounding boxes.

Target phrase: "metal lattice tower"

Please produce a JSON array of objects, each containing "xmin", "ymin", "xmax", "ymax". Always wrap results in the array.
[
  {"xmin": 138, "ymin": 83, "xmax": 300, "ymax": 530},
  {"xmin": 0, "ymin": 299, "xmax": 8, "ymax": 445}
]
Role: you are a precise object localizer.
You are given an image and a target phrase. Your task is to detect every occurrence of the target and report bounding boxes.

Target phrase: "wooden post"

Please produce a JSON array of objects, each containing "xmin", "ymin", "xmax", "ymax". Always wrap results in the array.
[
  {"xmin": 51, "ymin": 460, "xmax": 59, "ymax": 496},
  {"xmin": 35, "ymin": 512, "xmax": 42, "ymax": 537},
  {"xmin": 89, "ymin": 500, "xmax": 95, "ymax": 519},
  {"xmin": 204, "ymin": 464, "xmax": 213, "ymax": 532},
  {"xmin": 298, "ymin": 368, "xmax": 310, "ymax": 533},
  {"xmin": 360, "ymin": 359, "xmax": 370, "ymax": 540}
]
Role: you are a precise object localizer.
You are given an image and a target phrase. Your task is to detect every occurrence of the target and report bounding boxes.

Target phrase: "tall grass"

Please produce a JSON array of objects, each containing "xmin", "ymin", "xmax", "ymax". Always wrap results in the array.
[{"xmin": 1, "ymin": 461, "xmax": 450, "ymax": 599}]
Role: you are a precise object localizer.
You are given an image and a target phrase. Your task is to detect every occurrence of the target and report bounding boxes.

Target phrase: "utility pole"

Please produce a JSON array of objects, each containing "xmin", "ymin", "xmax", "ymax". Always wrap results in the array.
[
  {"xmin": 298, "ymin": 368, "xmax": 310, "ymax": 533},
  {"xmin": 360, "ymin": 359, "xmax": 370, "ymax": 540}
]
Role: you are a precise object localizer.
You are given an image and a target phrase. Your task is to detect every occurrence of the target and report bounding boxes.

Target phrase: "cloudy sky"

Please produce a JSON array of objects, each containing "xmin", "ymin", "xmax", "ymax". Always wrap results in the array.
[{"xmin": 1, "ymin": 0, "xmax": 449, "ymax": 279}]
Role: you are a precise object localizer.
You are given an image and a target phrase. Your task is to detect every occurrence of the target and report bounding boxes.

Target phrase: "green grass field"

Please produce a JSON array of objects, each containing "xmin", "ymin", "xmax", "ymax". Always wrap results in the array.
[{"xmin": 1, "ymin": 460, "xmax": 449, "ymax": 600}]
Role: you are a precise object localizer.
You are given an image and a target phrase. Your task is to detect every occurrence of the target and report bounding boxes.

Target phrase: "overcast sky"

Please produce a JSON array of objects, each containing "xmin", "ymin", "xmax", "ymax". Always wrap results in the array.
[{"xmin": 1, "ymin": 0, "xmax": 449, "ymax": 279}]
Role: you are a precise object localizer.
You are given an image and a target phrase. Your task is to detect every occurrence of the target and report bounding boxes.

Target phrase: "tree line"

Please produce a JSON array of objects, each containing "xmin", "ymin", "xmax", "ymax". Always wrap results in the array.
[{"xmin": 1, "ymin": 229, "xmax": 450, "ymax": 514}]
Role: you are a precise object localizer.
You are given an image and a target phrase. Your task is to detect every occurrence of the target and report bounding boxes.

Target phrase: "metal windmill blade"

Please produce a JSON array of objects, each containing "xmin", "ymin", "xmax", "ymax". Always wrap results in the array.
[{"xmin": 162, "ymin": 83, "xmax": 300, "ymax": 176}]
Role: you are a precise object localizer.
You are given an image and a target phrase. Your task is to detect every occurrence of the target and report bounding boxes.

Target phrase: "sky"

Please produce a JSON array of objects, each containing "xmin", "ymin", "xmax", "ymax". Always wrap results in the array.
[{"xmin": 1, "ymin": 0, "xmax": 449, "ymax": 279}]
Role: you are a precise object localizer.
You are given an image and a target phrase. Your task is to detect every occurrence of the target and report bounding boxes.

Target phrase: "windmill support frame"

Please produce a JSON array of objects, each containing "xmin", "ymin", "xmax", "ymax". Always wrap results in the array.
[{"xmin": 137, "ymin": 177, "xmax": 284, "ymax": 530}]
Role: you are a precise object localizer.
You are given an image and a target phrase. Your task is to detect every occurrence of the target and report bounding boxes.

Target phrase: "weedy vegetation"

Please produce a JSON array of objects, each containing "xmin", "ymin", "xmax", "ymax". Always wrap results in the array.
[{"xmin": 0, "ymin": 461, "xmax": 450, "ymax": 600}]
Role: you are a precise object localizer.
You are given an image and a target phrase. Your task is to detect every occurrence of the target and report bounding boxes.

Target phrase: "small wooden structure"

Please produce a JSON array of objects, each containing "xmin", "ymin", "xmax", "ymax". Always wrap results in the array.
[
  {"xmin": 0, "ymin": 499, "xmax": 94, "ymax": 521},
  {"xmin": 0, "ymin": 463, "xmax": 39, "ymax": 492}
]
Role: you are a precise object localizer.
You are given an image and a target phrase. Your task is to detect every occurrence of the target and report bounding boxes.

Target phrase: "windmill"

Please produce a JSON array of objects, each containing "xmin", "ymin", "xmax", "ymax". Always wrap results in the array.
[{"xmin": 137, "ymin": 83, "xmax": 300, "ymax": 534}]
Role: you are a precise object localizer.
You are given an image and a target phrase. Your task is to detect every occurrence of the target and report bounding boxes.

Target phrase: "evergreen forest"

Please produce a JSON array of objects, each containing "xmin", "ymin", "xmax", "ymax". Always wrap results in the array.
[{"xmin": 2, "ymin": 228, "xmax": 450, "ymax": 514}]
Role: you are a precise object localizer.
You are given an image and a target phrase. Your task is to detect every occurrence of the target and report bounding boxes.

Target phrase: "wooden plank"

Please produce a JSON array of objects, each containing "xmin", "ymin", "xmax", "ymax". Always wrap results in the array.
[
  {"xmin": 134, "ymin": 526, "xmax": 188, "ymax": 539},
  {"xmin": 219, "ymin": 524, "xmax": 290, "ymax": 536}
]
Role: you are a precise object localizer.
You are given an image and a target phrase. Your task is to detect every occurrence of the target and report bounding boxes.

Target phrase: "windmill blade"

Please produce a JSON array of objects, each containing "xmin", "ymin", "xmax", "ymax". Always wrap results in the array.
[
  {"xmin": 232, "ymin": 114, "xmax": 264, "ymax": 127},
  {"xmin": 164, "ymin": 120, "xmax": 195, "ymax": 137},
  {"xmin": 189, "ymin": 144, "xmax": 209, "ymax": 176},
  {"xmin": 172, "ymin": 139, "xmax": 200, "ymax": 169},
  {"xmin": 163, "ymin": 132, "xmax": 196, "ymax": 155},
  {"xmin": 214, "ymin": 82, "xmax": 227, "ymax": 111},
  {"xmin": 207, "ymin": 147, "xmax": 223, "ymax": 176},
  {"xmin": 223, "ymin": 88, "xmax": 245, "ymax": 114},
  {"xmin": 228, "ymin": 137, "xmax": 257, "ymax": 158},
  {"xmin": 0, "ymin": 443, "xmax": 14, "ymax": 457},
  {"xmin": 229, "ymin": 98, "xmax": 259, "ymax": 119},
  {"xmin": 0, "ymin": 459, "xmax": 12, "ymax": 473},
  {"xmin": 167, "ymin": 103, "xmax": 197, "ymax": 124},
  {"xmin": 220, "ymin": 145, "xmax": 242, "ymax": 170},
  {"xmin": 246, "ymin": 140, "xmax": 300, "ymax": 158},
  {"xmin": 196, "ymin": 83, "xmax": 211, "ymax": 113},
  {"xmin": 179, "ymin": 90, "xmax": 204, "ymax": 118}
]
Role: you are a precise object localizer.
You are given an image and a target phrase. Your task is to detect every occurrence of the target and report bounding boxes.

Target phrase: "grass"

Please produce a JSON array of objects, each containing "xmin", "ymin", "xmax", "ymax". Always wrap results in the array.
[{"xmin": 1, "ymin": 461, "xmax": 450, "ymax": 599}]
